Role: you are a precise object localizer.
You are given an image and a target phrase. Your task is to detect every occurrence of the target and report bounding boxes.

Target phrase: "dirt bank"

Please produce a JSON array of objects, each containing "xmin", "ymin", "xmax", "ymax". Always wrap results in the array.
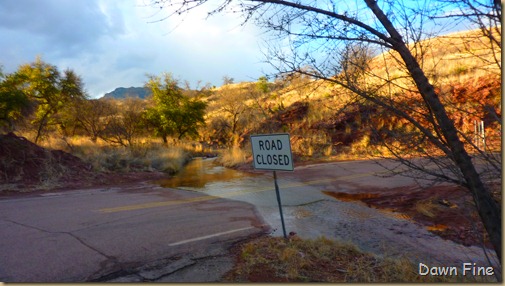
[{"xmin": 0, "ymin": 132, "xmax": 169, "ymax": 196}]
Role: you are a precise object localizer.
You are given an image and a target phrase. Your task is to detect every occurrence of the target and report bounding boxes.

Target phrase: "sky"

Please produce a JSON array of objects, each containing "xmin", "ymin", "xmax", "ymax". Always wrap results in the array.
[{"xmin": 0, "ymin": 0, "xmax": 273, "ymax": 98}]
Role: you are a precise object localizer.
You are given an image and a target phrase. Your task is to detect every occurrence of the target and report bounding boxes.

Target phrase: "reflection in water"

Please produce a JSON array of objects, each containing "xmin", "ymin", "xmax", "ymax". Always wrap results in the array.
[
  {"xmin": 426, "ymin": 224, "xmax": 448, "ymax": 231},
  {"xmin": 322, "ymin": 191, "xmax": 380, "ymax": 201},
  {"xmin": 158, "ymin": 157, "xmax": 256, "ymax": 189}
]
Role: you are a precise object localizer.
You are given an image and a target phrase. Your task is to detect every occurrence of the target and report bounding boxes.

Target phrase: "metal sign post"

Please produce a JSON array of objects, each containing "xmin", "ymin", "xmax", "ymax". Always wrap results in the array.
[
  {"xmin": 273, "ymin": 171, "xmax": 287, "ymax": 238},
  {"xmin": 250, "ymin": 133, "xmax": 293, "ymax": 239}
]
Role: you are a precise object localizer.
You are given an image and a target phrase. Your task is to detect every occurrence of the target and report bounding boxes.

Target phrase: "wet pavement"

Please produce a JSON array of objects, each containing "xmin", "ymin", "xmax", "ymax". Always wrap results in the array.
[{"xmin": 158, "ymin": 158, "xmax": 500, "ymax": 272}]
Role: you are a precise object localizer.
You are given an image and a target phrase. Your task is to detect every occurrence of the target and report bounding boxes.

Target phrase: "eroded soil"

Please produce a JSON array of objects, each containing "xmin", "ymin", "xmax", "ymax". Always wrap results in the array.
[
  {"xmin": 0, "ymin": 132, "xmax": 168, "ymax": 196},
  {"xmin": 323, "ymin": 184, "xmax": 497, "ymax": 249}
]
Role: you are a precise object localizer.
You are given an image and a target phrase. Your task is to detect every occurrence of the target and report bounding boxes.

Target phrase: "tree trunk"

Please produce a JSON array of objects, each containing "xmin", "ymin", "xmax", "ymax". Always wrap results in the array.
[
  {"xmin": 34, "ymin": 111, "xmax": 50, "ymax": 144},
  {"xmin": 365, "ymin": 0, "xmax": 501, "ymax": 264}
]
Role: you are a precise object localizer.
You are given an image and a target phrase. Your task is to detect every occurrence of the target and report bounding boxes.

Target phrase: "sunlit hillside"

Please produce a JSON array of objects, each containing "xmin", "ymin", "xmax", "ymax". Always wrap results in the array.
[
  {"xmin": 205, "ymin": 28, "xmax": 501, "ymax": 162},
  {"xmin": 368, "ymin": 28, "xmax": 501, "ymax": 89}
]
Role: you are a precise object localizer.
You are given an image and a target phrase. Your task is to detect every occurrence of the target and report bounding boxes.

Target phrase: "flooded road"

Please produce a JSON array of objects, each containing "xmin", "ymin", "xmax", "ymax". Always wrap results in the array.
[
  {"xmin": 157, "ymin": 158, "xmax": 499, "ymax": 273},
  {"xmin": 157, "ymin": 157, "xmax": 328, "ymax": 236},
  {"xmin": 158, "ymin": 158, "xmax": 258, "ymax": 189},
  {"xmin": 158, "ymin": 158, "xmax": 327, "ymax": 209}
]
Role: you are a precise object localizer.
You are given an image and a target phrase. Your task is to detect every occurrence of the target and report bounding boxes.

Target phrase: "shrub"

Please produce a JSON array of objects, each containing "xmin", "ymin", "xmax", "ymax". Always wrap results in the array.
[{"xmin": 218, "ymin": 146, "xmax": 247, "ymax": 167}]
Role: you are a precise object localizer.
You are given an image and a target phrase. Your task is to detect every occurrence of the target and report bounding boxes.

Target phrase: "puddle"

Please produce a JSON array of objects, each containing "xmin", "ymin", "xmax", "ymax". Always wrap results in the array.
[
  {"xmin": 323, "ymin": 191, "xmax": 449, "ymax": 232},
  {"xmin": 376, "ymin": 208, "xmax": 412, "ymax": 220},
  {"xmin": 158, "ymin": 157, "xmax": 257, "ymax": 189},
  {"xmin": 426, "ymin": 224, "xmax": 448, "ymax": 231}
]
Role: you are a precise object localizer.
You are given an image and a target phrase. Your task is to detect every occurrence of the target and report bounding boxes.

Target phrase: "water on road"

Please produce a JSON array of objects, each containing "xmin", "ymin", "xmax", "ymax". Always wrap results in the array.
[{"xmin": 157, "ymin": 157, "xmax": 499, "ymax": 274}]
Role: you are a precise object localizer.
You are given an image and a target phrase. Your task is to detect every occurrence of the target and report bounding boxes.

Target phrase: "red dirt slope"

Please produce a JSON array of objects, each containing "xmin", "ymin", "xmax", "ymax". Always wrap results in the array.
[{"xmin": 0, "ymin": 133, "xmax": 94, "ymax": 189}]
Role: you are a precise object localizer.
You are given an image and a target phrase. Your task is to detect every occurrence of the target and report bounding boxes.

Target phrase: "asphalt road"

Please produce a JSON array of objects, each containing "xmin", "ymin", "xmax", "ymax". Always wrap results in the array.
[{"xmin": 0, "ymin": 183, "xmax": 267, "ymax": 282}]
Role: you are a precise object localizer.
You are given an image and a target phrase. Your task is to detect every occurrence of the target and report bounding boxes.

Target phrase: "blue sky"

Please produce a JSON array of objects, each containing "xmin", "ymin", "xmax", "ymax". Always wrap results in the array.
[{"xmin": 0, "ymin": 0, "xmax": 272, "ymax": 98}]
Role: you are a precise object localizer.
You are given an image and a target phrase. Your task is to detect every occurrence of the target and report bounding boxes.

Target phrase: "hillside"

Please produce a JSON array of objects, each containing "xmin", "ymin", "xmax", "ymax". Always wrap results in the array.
[{"xmin": 203, "ymin": 28, "xmax": 501, "ymax": 160}]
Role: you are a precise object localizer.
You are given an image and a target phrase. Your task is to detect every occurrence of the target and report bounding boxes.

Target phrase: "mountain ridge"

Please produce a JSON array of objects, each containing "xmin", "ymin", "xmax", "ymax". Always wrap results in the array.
[{"xmin": 102, "ymin": 86, "xmax": 152, "ymax": 99}]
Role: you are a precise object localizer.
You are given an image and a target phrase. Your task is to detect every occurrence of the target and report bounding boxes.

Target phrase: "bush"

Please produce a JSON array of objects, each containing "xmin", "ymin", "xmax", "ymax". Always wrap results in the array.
[
  {"xmin": 224, "ymin": 236, "xmax": 470, "ymax": 282},
  {"xmin": 218, "ymin": 146, "xmax": 247, "ymax": 167}
]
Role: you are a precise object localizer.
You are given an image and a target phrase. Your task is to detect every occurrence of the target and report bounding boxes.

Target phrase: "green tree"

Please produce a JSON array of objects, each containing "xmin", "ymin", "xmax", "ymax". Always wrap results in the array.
[
  {"xmin": 0, "ymin": 71, "xmax": 30, "ymax": 132},
  {"xmin": 52, "ymin": 69, "xmax": 88, "ymax": 137},
  {"xmin": 145, "ymin": 73, "xmax": 207, "ymax": 142},
  {"xmin": 256, "ymin": 76, "xmax": 269, "ymax": 94},
  {"xmin": 13, "ymin": 57, "xmax": 87, "ymax": 143}
]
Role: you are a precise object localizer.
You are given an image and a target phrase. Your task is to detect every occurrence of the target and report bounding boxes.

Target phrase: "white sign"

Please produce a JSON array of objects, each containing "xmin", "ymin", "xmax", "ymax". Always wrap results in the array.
[{"xmin": 250, "ymin": 133, "xmax": 294, "ymax": 171}]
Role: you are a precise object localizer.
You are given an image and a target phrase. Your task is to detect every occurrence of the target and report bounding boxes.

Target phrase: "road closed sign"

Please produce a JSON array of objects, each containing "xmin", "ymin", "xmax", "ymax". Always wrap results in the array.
[{"xmin": 250, "ymin": 133, "xmax": 294, "ymax": 171}]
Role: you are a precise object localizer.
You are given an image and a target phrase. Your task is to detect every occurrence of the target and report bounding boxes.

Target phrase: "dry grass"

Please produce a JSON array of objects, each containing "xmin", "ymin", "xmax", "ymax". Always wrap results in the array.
[
  {"xmin": 223, "ymin": 235, "xmax": 465, "ymax": 282},
  {"xmin": 291, "ymin": 133, "xmax": 334, "ymax": 159},
  {"xmin": 38, "ymin": 135, "xmax": 193, "ymax": 174},
  {"xmin": 415, "ymin": 200, "xmax": 440, "ymax": 218},
  {"xmin": 37, "ymin": 151, "xmax": 71, "ymax": 189},
  {"xmin": 368, "ymin": 28, "xmax": 501, "ymax": 93},
  {"xmin": 217, "ymin": 146, "xmax": 248, "ymax": 167}
]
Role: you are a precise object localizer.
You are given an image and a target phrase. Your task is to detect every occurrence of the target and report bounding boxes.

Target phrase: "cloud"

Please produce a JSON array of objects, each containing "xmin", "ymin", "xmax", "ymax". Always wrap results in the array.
[
  {"xmin": 0, "ymin": 0, "xmax": 274, "ymax": 98},
  {"xmin": 0, "ymin": 0, "xmax": 123, "ymax": 57},
  {"xmin": 142, "ymin": 4, "xmax": 269, "ymax": 83}
]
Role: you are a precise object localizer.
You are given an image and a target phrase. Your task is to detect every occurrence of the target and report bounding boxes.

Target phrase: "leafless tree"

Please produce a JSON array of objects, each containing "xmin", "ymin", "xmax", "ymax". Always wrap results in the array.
[
  {"xmin": 73, "ymin": 99, "xmax": 116, "ymax": 142},
  {"xmin": 101, "ymin": 98, "xmax": 147, "ymax": 147},
  {"xmin": 215, "ymin": 84, "xmax": 254, "ymax": 146}
]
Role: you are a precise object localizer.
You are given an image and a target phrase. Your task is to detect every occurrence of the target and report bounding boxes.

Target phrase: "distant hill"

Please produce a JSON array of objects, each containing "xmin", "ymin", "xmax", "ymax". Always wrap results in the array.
[{"xmin": 102, "ymin": 87, "xmax": 152, "ymax": 99}]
